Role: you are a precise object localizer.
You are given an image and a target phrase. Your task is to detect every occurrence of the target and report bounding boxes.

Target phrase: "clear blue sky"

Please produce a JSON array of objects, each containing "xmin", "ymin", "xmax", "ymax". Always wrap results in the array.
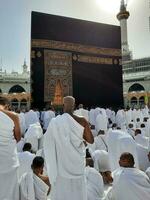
[{"xmin": 0, "ymin": 0, "xmax": 149, "ymax": 72}]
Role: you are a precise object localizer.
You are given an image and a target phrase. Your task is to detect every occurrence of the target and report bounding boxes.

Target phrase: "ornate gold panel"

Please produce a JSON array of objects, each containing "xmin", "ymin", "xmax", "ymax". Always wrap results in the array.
[{"xmin": 44, "ymin": 50, "xmax": 72, "ymax": 103}]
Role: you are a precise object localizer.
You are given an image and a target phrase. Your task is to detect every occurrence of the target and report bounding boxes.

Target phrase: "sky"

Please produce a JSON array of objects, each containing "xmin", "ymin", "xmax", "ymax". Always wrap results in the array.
[{"xmin": 0, "ymin": 0, "xmax": 149, "ymax": 72}]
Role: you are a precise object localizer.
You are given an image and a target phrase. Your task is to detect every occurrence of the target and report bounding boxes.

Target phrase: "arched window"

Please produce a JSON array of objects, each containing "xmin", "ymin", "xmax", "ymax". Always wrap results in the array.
[
  {"xmin": 20, "ymin": 99, "xmax": 27, "ymax": 108},
  {"xmin": 9, "ymin": 85, "xmax": 25, "ymax": 93},
  {"xmin": 128, "ymin": 83, "xmax": 145, "ymax": 92},
  {"xmin": 11, "ymin": 98, "xmax": 19, "ymax": 110},
  {"xmin": 130, "ymin": 97, "xmax": 138, "ymax": 107},
  {"xmin": 139, "ymin": 96, "xmax": 145, "ymax": 106}
]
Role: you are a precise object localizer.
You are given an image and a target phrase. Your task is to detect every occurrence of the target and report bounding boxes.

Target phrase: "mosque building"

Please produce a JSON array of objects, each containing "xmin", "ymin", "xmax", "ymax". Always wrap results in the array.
[
  {"xmin": 0, "ymin": 60, "xmax": 30, "ymax": 110},
  {"xmin": 117, "ymin": 0, "xmax": 150, "ymax": 108}
]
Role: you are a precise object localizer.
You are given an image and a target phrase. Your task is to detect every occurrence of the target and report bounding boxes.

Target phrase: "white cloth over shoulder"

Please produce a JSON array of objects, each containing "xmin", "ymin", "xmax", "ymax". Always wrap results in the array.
[
  {"xmin": 112, "ymin": 168, "xmax": 150, "ymax": 200},
  {"xmin": 92, "ymin": 150, "xmax": 111, "ymax": 172},
  {"xmin": 20, "ymin": 172, "xmax": 49, "ymax": 200},
  {"xmin": 25, "ymin": 110, "xmax": 39, "ymax": 129},
  {"xmin": 44, "ymin": 113, "xmax": 86, "ymax": 200},
  {"xmin": 89, "ymin": 109, "xmax": 96, "ymax": 125},
  {"xmin": 95, "ymin": 111, "xmax": 108, "ymax": 132},
  {"xmin": 18, "ymin": 112, "xmax": 27, "ymax": 136},
  {"xmin": 43, "ymin": 110, "xmax": 55, "ymax": 130},
  {"xmin": 25, "ymin": 122, "xmax": 43, "ymax": 152},
  {"xmin": 74, "ymin": 108, "xmax": 89, "ymax": 121},
  {"xmin": 85, "ymin": 166, "xmax": 105, "ymax": 200},
  {"xmin": 117, "ymin": 135, "xmax": 139, "ymax": 169},
  {"xmin": 94, "ymin": 135, "xmax": 108, "ymax": 151},
  {"xmin": 18, "ymin": 151, "xmax": 35, "ymax": 179},
  {"xmin": 107, "ymin": 130, "xmax": 139, "ymax": 170},
  {"xmin": 106, "ymin": 130, "xmax": 124, "ymax": 171},
  {"xmin": 0, "ymin": 111, "xmax": 19, "ymax": 199}
]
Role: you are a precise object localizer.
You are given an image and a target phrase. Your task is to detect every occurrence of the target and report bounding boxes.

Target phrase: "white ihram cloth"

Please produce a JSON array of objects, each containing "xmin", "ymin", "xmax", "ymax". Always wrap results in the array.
[
  {"xmin": 44, "ymin": 113, "xmax": 87, "ymax": 200},
  {"xmin": 136, "ymin": 144, "xmax": 149, "ymax": 171},
  {"xmin": 111, "ymin": 168, "xmax": 150, "ymax": 200},
  {"xmin": 0, "ymin": 111, "xmax": 19, "ymax": 199},
  {"xmin": 106, "ymin": 130, "xmax": 125, "ymax": 171},
  {"xmin": 74, "ymin": 108, "xmax": 89, "ymax": 121},
  {"xmin": 43, "ymin": 110, "xmax": 55, "ymax": 130},
  {"xmin": 136, "ymin": 109, "xmax": 144, "ymax": 121},
  {"xmin": 142, "ymin": 106, "xmax": 149, "ymax": 118},
  {"xmin": 135, "ymin": 134, "xmax": 149, "ymax": 148},
  {"xmin": 94, "ymin": 135, "xmax": 108, "ymax": 151},
  {"xmin": 20, "ymin": 172, "xmax": 49, "ymax": 200},
  {"xmin": 18, "ymin": 151, "xmax": 35, "ymax": 179},
  {"xmin": 25, "ymin": 122, "xmax": 43, "ymax": 152},
  {"xmin": 25, "ymin": 110, "xmax": 39, "ymax": 129},
  {"xmin": 110, "ymin": 111, "xmax": 116, "ymax": 124},
  {"xmin": 146, "ymin": 118, "xmax": 150, "ymax": 138},
  {"xmin": 85, "ymin": 166, "xmax": 105, "ymax": 200},
  {"xmin": 117, "ymin": 135, "xmax": 139, "ymax": 169},
  {"xmin": 92, "ymin": 150, "xmax": 111, "ymax": 172},
  {"xmin": 116, "ymin": 110, "xmax": 126, "ymax": 129},
  {"xmin": 107, "ymin": 130, "xmax": 139, "ymax": 170},
  {"xmin": 17, "ymin": 137, "xmax": 25, "ymax": 152},
  {"xmin": 89, "ymin": 109, "xmax": 96, "ymax": 125},
  {"xmin": 95, "ymin": 112, "xmax": 108, "ymax": 132},
  {"xmin": 145, "ymin": 167, "xmax": 150, "ymax": 179},
  {"xmin": 18, "ymin": 112, "xmax": 27, "ymax": 136},
  {"xmin": 125, "ymin": 109, "xmax": 132, "ymax": 124}
]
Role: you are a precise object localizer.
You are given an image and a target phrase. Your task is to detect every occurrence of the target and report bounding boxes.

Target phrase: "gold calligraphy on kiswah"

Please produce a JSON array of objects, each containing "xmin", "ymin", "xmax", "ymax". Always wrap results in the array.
[
  {"xmin": 32, "ymin": 39, "xmax": 121, "ymax": 57},
  {"xmin": 73, "ymin": 54, "xmax": 113, "ymax": 65}
]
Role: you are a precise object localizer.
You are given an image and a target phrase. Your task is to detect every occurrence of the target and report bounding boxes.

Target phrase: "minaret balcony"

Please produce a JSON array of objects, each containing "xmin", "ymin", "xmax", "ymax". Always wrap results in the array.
[{"xmin": 117, "ymin": 11, "xmax": 130, "ymax": 20}]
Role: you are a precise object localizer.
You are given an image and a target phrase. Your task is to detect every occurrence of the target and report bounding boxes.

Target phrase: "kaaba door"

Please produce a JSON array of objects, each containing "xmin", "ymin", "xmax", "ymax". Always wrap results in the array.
[{"xmin": 44, "ymin": 50, "xmax": 72, "ymax": 105}]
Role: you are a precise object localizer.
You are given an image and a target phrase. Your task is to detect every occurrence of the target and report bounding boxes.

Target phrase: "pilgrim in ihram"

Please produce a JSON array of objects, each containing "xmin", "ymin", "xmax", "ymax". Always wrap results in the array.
[{"xmin": 0, "ymin": 95, "xmax": 150, "ymax": 200}]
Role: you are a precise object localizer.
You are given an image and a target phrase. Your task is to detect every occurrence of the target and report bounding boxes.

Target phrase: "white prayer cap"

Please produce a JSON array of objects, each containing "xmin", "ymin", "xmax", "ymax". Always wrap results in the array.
[{"xmin": 92, "ymin": 150, "xmax": 111, "ymax": 172}]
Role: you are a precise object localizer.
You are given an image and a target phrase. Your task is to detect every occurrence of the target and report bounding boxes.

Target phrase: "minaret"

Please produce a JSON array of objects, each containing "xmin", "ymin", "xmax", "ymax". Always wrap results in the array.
[
  {"xmin": 22, "ymin": 59, "xmax": 28, "ymax": 74},
  {"xmin": 117, "ymin": 0, "xmax": 131, "ymax": 62}
]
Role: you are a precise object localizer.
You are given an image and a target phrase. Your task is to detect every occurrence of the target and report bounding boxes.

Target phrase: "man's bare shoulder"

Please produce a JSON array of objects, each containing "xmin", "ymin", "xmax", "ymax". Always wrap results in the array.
[{"xmin": 2, "ymin": 110, "xmax": 19, "ymax": 121}]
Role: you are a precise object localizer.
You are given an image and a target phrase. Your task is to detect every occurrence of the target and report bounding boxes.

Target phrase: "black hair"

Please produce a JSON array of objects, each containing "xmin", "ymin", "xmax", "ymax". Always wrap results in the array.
[
  {"xmin": 31, "ymin": 156, "xmax": 44, "ymax": 168},
  {"xmin": 136, "ymin": 118, "xmax": 140, "ymax": 122},
  {"xmin": 112, "ymin": 123, "xmax": 117, "ymax": 128},
  {"xmin": 128, "ymin": 123, "xmax": 133, "ymax": 128},
  {"xmin": 135, "ymin": 129, "xmax": 141, "ymax": 135},
  {"xmin": 141, "ymin": 123, "xmax": 145, "ymax": 128},
  {"xmin": 86, "ymin": 158, "xmax": 94, "ymax": 167},
  {"xmin": 23, "ymin": 143, "xmax": 32, "ymax": 151},
  {"xmin": 86, "ymin": 148, "xmax": 91, "ymax": 158}
]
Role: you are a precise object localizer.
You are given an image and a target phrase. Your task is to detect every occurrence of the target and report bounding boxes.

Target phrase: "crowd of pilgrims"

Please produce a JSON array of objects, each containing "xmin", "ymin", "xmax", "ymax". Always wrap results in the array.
[{"xmin": 0, "ymin": 96, "xmax": 150, "ymax": 200}]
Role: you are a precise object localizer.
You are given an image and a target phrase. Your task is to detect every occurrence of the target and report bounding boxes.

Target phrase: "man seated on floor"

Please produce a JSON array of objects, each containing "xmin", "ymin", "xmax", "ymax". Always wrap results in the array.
[
  {"xmin": 85, "ymin": 157, "xmax": 105, "ymax": 200},
  {"xmin": 20, "ymin": 156, "xmax": 50, "ymax": 200},
  {"xmin": 111, "ymin": 152, "xmax": 150, "ymax": 200}
]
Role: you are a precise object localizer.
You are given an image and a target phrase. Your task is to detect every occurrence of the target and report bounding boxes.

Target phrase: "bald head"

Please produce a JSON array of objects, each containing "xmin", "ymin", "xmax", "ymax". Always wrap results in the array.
[{"xmin": 63, "ymin": 96, "xmax": 75, "ymax": 113}]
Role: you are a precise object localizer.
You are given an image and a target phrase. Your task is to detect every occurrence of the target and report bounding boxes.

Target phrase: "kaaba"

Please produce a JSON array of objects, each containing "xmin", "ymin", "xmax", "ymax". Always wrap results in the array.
[{"xmin": 31, "ymin": 11, "xmax": 123, "ymax": 109}]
